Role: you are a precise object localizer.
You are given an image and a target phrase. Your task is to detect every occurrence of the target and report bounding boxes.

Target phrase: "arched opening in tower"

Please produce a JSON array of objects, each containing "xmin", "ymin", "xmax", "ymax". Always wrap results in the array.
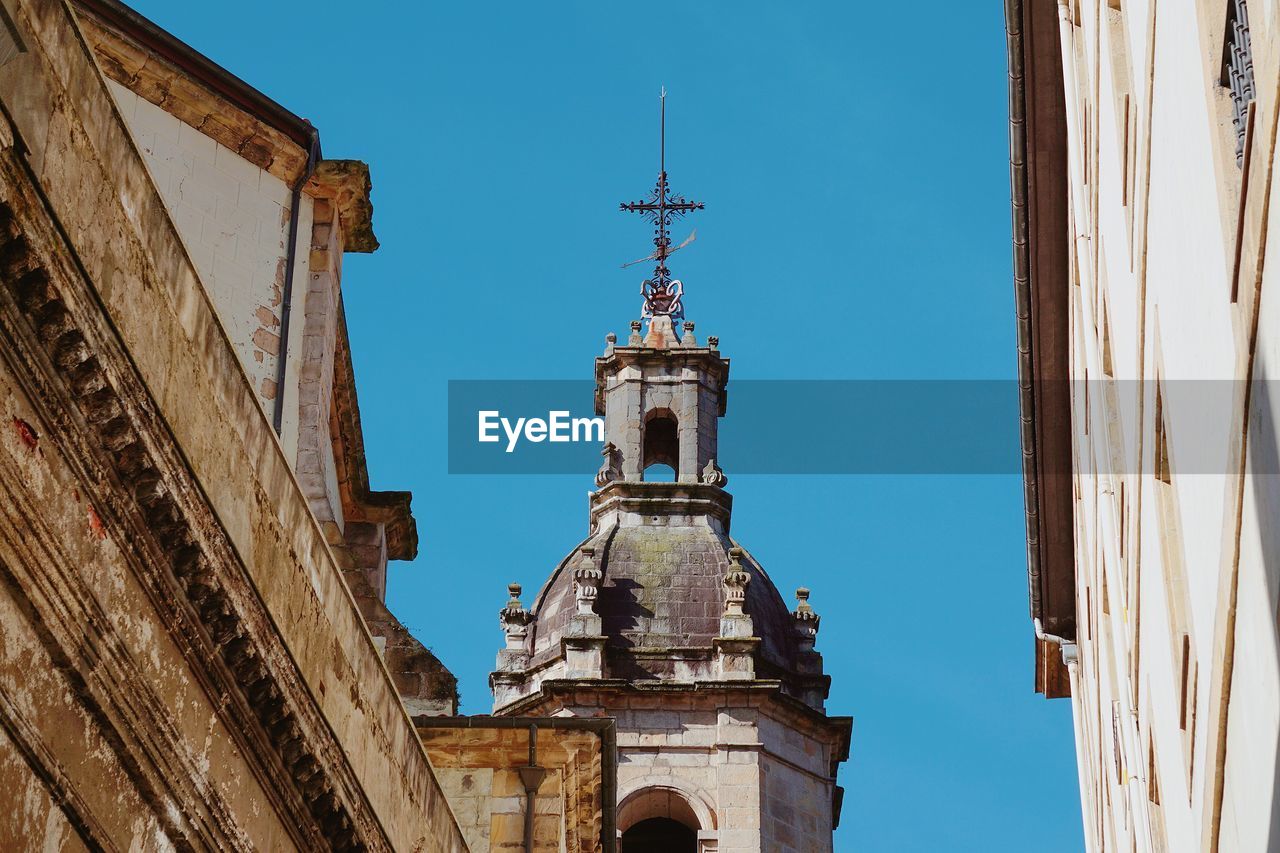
[
  {"xmin": 642, "ymin": 409, "xmax": 678, "ymax": 480},
  {"xmin": 621, "ymin": 817, "xmax": 697, "ymax": 852}
]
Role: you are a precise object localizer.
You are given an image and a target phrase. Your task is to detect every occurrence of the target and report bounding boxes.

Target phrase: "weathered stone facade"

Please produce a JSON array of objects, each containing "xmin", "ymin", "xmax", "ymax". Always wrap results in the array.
[
  {"xmin": 417, "ymin": 717, "xmax": 616, "ymax": 853},
  {"xmin": 493, "ymin": 318, "xmax": 851, "ymax": 851},
  {"xmin": 0, "ymin": 0, "xmax": 473, "ymax": 848}
]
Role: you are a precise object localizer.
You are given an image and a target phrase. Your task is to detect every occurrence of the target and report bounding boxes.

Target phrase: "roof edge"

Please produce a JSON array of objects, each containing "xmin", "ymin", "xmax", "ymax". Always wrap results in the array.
[
  {"xmin": 1006, "ymin": 0, "xmax": 1076, "ymax": 698},
  {"xmin": 74, "ymin": 0, "xmax": 315, "ymax": 149}
]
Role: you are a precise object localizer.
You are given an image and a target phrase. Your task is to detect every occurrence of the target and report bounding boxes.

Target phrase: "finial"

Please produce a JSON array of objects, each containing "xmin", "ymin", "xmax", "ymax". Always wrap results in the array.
[
  {"xmin": 619, "ymin": 90, "xmax": 704, "ymax": 324},
  {"xmin": 497, "ymin": 582, "xmax": 534, "ymax": 673},
  {"xmin": 500, "ymin": 583, "xmax": 534, "ymax": 650},
  {"xmin": 628, "ymin": 320, "xmax": 643, "ymax": 346},
  {"xmin": 723, "ymin": 547, "xmax": 750, "ymax": 617},
  {"xmin": 605, "ymin": 332, "xmax": 617, "ymax": 354},
  {"xmin": 681, "ymin": 321, "xmax": 697, "ymax": 347},
  {"xmin": 792, "ymin": 586, "xmax": 820, "ymax": 649},
  {"xmin": 572, "ymin": 547, "xmax": 603, "ymax": 616}
]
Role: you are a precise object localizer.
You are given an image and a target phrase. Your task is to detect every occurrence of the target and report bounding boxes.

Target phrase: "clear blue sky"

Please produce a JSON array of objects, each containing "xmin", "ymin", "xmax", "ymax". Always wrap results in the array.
[{"xmin": 125, "ymin": 2, "xmax": 1083, "ymax": 849}]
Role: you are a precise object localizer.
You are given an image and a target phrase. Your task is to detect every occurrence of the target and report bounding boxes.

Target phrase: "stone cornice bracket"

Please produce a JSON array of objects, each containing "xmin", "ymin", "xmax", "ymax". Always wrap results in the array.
[
  {"xmin": 308, "ymin": 160, "xmax": 378, "ymax": 253},
  {"xmin": 564, "ymin": 548, "xmax": 606, "ymax": 679},
  {"xmin": 715, "ymin": 547, "xmax": 759, "ymax": 680}
]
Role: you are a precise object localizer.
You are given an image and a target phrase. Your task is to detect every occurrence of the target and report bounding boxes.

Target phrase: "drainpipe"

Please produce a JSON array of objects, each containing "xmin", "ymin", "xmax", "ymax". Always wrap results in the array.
[
  {"xmin": 272, "ymin": 125, "xmax": 321, "ymax": 434},
  {"xmin": 1064, "ymin": 647, "xmax": 1097, "ymax": 853},
  {"xmin": 1035, "ymin": 617, "xmax": 1094, "ymax": 850},
  {"xmin": 517, "ymin": 724, "xmax": 547, "ymax": 853},
  {"xmin": 1035, "ymin": 617, "xmax": 1078, "ymax": 664}
]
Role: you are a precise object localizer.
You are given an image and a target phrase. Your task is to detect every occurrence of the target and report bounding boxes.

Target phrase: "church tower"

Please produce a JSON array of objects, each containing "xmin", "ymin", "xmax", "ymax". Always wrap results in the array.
[{"xmin": 490, "ymin": 94, "xmax": 851, "ymax": 852}]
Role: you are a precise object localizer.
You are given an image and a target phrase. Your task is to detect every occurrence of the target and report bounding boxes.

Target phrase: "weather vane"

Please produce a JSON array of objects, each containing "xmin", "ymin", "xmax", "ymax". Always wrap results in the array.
[{"xmin": 620, "ymin": 87, "xmax": 704, "ymax": 323}]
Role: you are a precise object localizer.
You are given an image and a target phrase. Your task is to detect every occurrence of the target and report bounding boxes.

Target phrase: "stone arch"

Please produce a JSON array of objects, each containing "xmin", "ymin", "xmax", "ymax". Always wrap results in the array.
[
  {"xmin": 641, "ymin": 408, "xmax": 678, "ymax": 477},
  {"xmin": 617, "ymin": 776, "xmax": 717, "ymax": 833}
]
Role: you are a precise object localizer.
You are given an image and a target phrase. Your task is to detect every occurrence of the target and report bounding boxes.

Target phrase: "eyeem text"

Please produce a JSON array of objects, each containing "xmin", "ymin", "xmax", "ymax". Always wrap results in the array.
[{"xmin": 477, "ymin": 410, "xmax": 605, "ymax": 452}]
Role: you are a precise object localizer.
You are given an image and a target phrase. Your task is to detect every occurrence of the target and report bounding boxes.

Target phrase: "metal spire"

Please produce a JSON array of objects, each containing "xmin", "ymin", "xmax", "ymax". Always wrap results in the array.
[{"xmin": 620, "ymin": 88, "xmax": 704, "ymax": 322}]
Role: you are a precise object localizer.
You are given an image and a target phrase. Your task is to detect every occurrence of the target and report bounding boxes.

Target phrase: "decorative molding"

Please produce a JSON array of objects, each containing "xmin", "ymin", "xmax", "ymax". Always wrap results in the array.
[{"xmin": 0, "ymin": 132, "xmax": 388, "ymax": 850}]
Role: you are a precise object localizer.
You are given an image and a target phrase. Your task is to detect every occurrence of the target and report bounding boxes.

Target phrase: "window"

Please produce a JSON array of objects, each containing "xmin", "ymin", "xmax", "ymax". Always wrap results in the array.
[
  {"xmin": 641, "ymin": 409, "xmax": 678, "ymax": 479},
  {"xmin": 622, "ymin": 818, "xmax": 696, "ymax": 853},
  {"xmin": 1222, "ymin": 0, "xmax": 1256, "ymax": 166}
]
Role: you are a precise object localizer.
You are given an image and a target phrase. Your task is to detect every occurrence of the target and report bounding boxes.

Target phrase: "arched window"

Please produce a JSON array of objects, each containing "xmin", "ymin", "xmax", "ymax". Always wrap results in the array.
[
  {"xmin": 621, "ymin": 817, "xmax": 696, "ymax": 852},
  {"xmin": 641, "ymin": 409, "xmax": 678, "ymax": 480},
  {"xmin": 617, "ymin": 784, "xmax": 709, "ymax": 853}
]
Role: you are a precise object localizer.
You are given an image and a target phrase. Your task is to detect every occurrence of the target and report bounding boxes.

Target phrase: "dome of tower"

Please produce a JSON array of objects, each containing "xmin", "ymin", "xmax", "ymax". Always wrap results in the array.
[
  {"xmin": 524, "ymin": 483, "xmax": 802, "ymax": 683},
  {"xmin": 489, "ymin": 327, "xmax": 831, "ymax": 713}
]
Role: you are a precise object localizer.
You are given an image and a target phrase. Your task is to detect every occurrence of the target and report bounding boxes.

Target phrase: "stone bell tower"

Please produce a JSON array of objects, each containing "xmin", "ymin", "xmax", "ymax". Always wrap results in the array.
[{"xmin": 490, "ymin": 93, "xmax": 851, "ymax": 852}]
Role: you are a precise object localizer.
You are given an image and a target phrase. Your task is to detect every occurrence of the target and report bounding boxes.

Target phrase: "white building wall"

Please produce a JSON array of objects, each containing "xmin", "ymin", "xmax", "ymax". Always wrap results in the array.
[
  {"xmin": 1055, "ymin": 1, "xmax": 1280, "ymax": 850},
  {"xmin": 103, "ymin": 79, "xmax": 313, "ymax": 456}
]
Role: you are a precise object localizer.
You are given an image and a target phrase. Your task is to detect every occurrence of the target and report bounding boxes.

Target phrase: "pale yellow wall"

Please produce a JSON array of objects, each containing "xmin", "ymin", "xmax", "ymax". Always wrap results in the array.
[
  {"xmin": 102, "ymin": 78, "xmax": 314, "ymax": 459},
  {"xmin": 1057, "ymin": 1, "xmax": 1280, "ymax": 851}
]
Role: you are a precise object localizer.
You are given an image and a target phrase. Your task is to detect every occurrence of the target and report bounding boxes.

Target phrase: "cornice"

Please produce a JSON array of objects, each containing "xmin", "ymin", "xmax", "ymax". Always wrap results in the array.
[
  {"xmin": 587, "ymin": 480, "xmax": 733, "ymax": 530},
  {"xmin": 72, "ymin": 2, "xmax": 310, "ymax": 185},
  {"xmin": 0, "ymin": 132, "xmax": 386, "ymax": 851}
]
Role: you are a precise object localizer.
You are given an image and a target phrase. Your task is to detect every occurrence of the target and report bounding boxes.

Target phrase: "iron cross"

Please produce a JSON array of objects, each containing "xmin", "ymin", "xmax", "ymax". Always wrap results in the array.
[{"xmin": 620, "ymin": 88, "xmax": 704, "ymax": 321}]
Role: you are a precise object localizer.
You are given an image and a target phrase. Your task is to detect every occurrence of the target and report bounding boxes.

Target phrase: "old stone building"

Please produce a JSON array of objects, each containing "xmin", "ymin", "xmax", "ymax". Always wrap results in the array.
[
  {"xmin": 1009, "ymin": 0, "xmax": 1280, "ymax": 849},
  {"xmin": 490, "ymin": 311, "xmax": 852, "ymax": 851},
  {"xmin": 0, "ymin": 0, "xmax": 614, "ymax": 850}
]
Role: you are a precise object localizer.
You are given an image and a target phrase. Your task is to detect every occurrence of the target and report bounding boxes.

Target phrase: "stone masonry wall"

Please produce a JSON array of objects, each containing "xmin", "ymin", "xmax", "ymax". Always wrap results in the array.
[
  {"xmin": 0, "ymin": 344, "xmax": 299, "ymax": 848},
  {"xmin": 527, "ymin": 688, "xmax": 843, "ymax": 852},
  {"xmin": 0, "ymin": 0, "xmax": 466, "ymax": 845},
  {"xmin": 418, "ymin": 724, "xmax": 607, "ymax": 852}
]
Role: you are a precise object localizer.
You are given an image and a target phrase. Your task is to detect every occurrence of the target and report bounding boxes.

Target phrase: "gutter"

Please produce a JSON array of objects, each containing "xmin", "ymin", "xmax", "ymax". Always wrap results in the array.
[
  {"xmin": 272, "ymin": 127, "xmax": 320, "ymax": 434},
  {"xmin": 1005, "ymin": 0, "xmax": 1045, "ymax": 625}
]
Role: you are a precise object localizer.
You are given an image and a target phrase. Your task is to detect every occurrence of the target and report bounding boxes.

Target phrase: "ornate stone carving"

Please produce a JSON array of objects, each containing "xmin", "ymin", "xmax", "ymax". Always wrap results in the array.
[
  {"xmin": 564, "ymin": 547, "xmax": 605, "ymax": 679},
  {"xmin": 595, "ymin": 442, "xmax": 622, "ymax": 487},
  {"xmin": 0, "ymin": 188, "xmax": 376, "ymax": 850},
  {"xmin": 701, "ymin": 457, "xmax": 727, "ymax": 487},
  {"xmin": 572, "ymin": 548, "xmax": 603, "ymax": 616},
  {"xmin": 681, "ymin": 321, "xmax": 697, "ymax": 347},
  {"xmin": 715, "ymin": 547, "xmax": 759, "ymax": 680},
  {"xmin": 500, "ymin": 582, "xmax": 534, "ymax": 650},
  {"xmin": 792, "ymin": 586, "xmax": 821, "ymax": 652},
  {"xmin": 722, "ymin": 547, "xmax": 751, "ymax": 618},
  {"xmin": 628, "ymin": 320, "xmax": 643, "ymax": 346}
]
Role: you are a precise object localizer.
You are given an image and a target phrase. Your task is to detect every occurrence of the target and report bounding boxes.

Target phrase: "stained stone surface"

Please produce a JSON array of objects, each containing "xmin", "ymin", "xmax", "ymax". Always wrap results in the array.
[{"xmin": 529, "ymin": 523, "xmax": 797, "ymax": 679}]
